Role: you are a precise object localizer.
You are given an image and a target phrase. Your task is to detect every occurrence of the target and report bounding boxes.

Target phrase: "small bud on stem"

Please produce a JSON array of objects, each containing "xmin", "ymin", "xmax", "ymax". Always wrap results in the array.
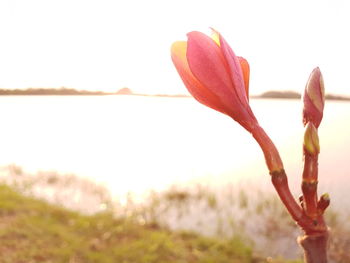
[
  {"xmin": 317, "ymin": 193, "xmax": 330, "ymax": 214},
  {"xmin": 302, "ymin": 122, "xmax": 320, "ymax": 219},
  {"xmin": 304, "ymin": 123, "xmax": 320, "ymax": 156}
]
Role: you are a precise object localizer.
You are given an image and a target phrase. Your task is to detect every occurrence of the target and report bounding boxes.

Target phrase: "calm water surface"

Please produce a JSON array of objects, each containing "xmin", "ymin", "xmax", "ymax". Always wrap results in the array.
[{"xmin": 0, "ymin": 95, "xmax": 349, "ymax": 210}]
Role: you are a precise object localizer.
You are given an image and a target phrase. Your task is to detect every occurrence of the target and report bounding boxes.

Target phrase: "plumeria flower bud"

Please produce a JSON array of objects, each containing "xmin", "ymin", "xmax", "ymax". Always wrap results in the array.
[
  {"xmin": 303, "ymin": 122, "xmax": 320, "ymax": 155},
  {"xmin": 171, "ymin": 29, "xmax": 258, "ymax": 132},
  {"xmin": 303, "ymin": 67, "xmax": 325, "ymax": 128},
  {"xmin": 171, "ymin": 29, "xmax": 285, "ymax": 173}
]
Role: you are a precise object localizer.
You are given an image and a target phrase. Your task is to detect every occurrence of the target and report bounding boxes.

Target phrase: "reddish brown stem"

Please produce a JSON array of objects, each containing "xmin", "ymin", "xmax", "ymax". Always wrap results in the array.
[
  {"xmin": 252, "ymin": 124, "xmax": 329, "ymax": 262},
  {"xmin": 302, "ymin": 152, "xmax": 319, "ymax": 219},
  {"xmin": 251, "ymin": 125, "xmax": 303, "ymax": 221},
  {"xmin": 299, "ymin": 232, "xmax": 329, "ymax": 263},
  {"xmin": 300, "ymin": 128, "xmax": 329, "ymax": 262},
  {"xmin": 251, "ymin": 125, "xmax": 283, "ymax": 172},
  {"xmin": 270, "ymin": 170, "xmax": 303, "ymax": 221}
]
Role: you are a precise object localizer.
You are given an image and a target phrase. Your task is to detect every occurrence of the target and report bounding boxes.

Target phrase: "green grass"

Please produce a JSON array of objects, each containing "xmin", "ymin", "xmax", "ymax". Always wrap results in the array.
[
  {"xmin": 0, "ymin": 184, "xmax": 285, "ymax": 263},
  {"xmin": 3, "ymin": 164, "xmax": 349, "ymax": 262}
]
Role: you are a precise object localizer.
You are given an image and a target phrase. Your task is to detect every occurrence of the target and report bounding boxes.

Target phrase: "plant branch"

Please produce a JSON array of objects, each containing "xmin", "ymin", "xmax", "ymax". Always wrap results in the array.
[
  {"xmin": 251, "ymin": 125, "xmax": 303, "ymax": 221},
  {"xmin": 252, "ymin": 124, "xmax": 329, "ymax": 262},
  {"xmin": 302, "ymin": 153, "xmax": 319, "ymax": 219},
  {"xmin": 298, "ymin": 232, "xmax": 329, "ymax": 263}
]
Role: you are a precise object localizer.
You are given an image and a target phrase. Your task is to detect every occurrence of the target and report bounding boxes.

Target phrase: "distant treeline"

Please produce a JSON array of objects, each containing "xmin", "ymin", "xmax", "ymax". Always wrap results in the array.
[
  {"xmin": 0, "ymin": 88, "xmax": 112, "ymax": 96},
  {"xmin": 0, "ymin": 87, "xmax": 189, "ymax": 97},
  {"xmin": 0, "ymin": 87, "xmax": 137, "ymax": 96},
  {"xmin": 258, "ymin": 90, "xmax": 301, "ymax": 99}
]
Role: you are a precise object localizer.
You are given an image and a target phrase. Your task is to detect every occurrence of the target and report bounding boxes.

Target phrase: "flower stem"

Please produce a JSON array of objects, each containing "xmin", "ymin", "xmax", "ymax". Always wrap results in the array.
[
  {"xmin": 251, "ymin": 125, "xmax": 303, "ymax": 221},
  {"xmin": 302, "ymin": 153, "xmax": 319, "ymax": 219},
  {"xmin": 251, "ymin": 125, "xmax": 329, "ymax": 262},
  {"xmin": 298, "ymin": 232, "xmax": 329, "ymax": 263}
]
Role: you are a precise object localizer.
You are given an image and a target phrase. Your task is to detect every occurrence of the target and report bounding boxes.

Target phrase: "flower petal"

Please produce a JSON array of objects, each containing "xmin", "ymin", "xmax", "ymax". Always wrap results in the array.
[
  {"xmin": 217, "ymin": 32, "xmax": 256, "ymax": 125},
  {"xmin": 211, "ymin": 29, "xmax": 250, "ymax": 99},
  {"xmin": 217, "ymin": 33, "xmax": 249, "ymax": 107},
  {"xmin": 171, "ymin": 41, "xmax": 231, "ymax": 115},
  {"xmin": 186, "ymin": 31, "xmax": 239, "ymax": 112},
  {"xmin": 238, "ymin": 56, "xmax": 250, "ymax": 100},
  {"xmin": 210, "ymin": 28, "xmax": 220, "ymax": 46}
]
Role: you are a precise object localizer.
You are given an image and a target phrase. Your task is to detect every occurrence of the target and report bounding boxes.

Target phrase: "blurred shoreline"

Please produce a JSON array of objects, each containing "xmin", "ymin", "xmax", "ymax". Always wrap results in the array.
[{"xmin": 1, "ymin": 164, "xmax": 349, "ymax": 261}]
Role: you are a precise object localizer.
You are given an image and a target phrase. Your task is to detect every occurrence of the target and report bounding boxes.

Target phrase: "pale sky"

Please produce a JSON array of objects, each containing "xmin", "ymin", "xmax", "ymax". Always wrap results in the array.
[{"xmin": 0, "ymin": 0, "xmax": 349, "ymax": 95}]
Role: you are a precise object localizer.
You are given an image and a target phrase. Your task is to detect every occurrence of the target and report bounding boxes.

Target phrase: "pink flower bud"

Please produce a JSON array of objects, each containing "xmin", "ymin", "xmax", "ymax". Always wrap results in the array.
[
  {"xmin": 303, "ymin": 67, "xmax": 325, "ymax": 128},
  {"xmin": 303, "ymin": 122, "xmax": 320, "ymax": 155},
  {"xmin": 171, "ymin": 29, "xmax": 258, "ymax": 132},
  {"xmin": 171, "ymin": 29, "xmax": 285, "ymax": 174}
]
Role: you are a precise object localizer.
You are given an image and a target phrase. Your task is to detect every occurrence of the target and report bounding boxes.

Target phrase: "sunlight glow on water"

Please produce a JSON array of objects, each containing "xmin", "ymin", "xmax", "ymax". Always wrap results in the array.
[{"xmin": 0, "ymin": 96, "xmax": 349, "ymax": 209}]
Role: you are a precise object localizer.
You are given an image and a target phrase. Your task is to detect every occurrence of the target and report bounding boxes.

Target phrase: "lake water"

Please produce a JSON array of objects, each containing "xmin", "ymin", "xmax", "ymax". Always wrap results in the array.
[{"xmin": 0, "ymin": 95, "xmax": 349, "ymax": 211}]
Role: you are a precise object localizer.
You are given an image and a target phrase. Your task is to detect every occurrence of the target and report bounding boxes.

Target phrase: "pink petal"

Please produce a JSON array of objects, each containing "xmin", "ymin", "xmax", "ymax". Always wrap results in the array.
[
  {"xmin": 171, "ymin": 41, "xmax": 233, "ymax": 116},
  {"xmin": 186, "ymin": 31, "xmax": 240, "ymax": 114},
  {"xmin": 217, "ymin": 32, "xmax": 256, "ymax": 125},
  {"xmin": 217, "ymin": 33, "xmax": 249, "ymax": 107},
  {"xmin": 238, "ymin": 56, "xmax": 250, "ymax": 100}
]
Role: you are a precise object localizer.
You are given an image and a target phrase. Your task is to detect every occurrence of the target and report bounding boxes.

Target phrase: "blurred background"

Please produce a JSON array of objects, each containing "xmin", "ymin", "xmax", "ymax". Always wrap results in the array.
[{"xmin": 0, "ymin": 0, "xmax": 349, "ymax": 262}]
